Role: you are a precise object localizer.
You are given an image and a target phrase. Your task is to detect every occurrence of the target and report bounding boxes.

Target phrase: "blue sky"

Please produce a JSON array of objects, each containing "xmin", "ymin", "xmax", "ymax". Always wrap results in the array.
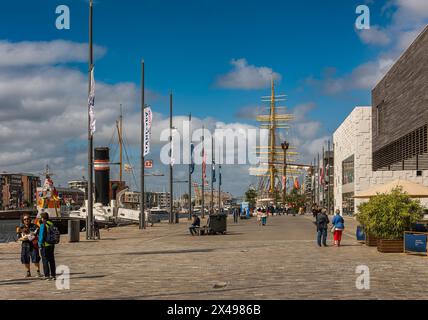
[
  {"xmin": 0, "ymin": 0, "xmax": 378, "ymax": 123},
  {"xmin": 1, "ymin": 0, "xmax": 427, "ymax": 196}
]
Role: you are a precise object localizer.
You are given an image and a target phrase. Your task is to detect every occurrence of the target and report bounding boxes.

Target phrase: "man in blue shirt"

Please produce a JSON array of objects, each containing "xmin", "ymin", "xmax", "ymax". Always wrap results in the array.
[{"xmin": 38, "ymin": 212, "xmax": 57, "ymax": 280}]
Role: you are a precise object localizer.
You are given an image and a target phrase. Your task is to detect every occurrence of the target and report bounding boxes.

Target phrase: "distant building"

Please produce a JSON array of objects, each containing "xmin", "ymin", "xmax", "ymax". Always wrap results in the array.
[
  {"xmin": 122, "ymin": 191, "xmax": 171, "ymax": 209},
  {"xmin": 68, "ymin": 180, "xmax": 88, "ymax": 192},
  {"xmin": 0, "ymin": 173, "xmax": 40, "ymax": 210}
]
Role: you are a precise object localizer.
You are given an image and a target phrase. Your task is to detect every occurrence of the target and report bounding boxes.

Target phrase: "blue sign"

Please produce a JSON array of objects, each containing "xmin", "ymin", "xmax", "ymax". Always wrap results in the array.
[
  {"xmin": 356, "ymin": 226, "xmax": 365, "ymax": 241},
  {"xmin": 241, "ymin": 202, "xmax": 250, "ymax": 219},
  {"xmin": 404, "ymin": 233, "xmax": 427, "ymax": 254}
]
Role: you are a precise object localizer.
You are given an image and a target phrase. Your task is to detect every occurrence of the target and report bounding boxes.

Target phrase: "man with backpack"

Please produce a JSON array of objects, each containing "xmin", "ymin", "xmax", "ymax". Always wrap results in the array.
[
  {"xmin": 316, "ymin": 208, "xmax": 330, "ymax": 247},
  {"xmin": 38, "ymin": 212, "xmax": 59, "ymax": 280}
]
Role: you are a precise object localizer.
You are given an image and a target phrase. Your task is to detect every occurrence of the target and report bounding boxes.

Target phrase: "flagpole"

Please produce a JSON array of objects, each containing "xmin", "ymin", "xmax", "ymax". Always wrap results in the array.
[
  {"xmin": 87, "ymin": 0, "xmax": 94, "ymax": 240},
  {"xmin": 211, "ymin": 136, "xmax": 214, "ymax": 214},
  {"xmin": 218, "ymin": 165, "xmax": 221, "ymax": 213},
  {"xmin": 169, "ymin": 92, "xmax": 174, "ymax": 224},
  {"xmin": 327, "ymin": 139, "xmax": 331, "ymax": 215},
  {"xmin": 322, "ymin": 145, "xmax": 325, "ymax": 209},
  {"xmin": 201, "ymin": 126, "xmax": 205, "ymax": 220},
  {"xmin": 317, "ymin": 152, "xmax": 320, "ymax": 206},
  {"xmin": 188, "ymin": 113, "xmax": 192, "ymax": 221},
  {"xmin": 139, "ymin": 60, "xmax": 145, "ymax": 230}
]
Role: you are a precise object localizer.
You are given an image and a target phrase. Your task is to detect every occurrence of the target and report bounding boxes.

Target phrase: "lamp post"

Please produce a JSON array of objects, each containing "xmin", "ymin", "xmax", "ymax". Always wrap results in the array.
[{"xmin": 281, "ymin": 141, "xmax": 289, "ymax": 208}]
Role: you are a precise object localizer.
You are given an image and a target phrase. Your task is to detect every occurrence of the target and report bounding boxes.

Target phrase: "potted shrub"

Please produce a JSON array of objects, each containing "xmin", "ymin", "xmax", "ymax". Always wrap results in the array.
[
  {"xmin": 357, "ymin": 187, "xmax": 423, "ymax": 253},
  {"xmin": 357, "ymin": 203, "xmax": 378, "ymax": 246}
]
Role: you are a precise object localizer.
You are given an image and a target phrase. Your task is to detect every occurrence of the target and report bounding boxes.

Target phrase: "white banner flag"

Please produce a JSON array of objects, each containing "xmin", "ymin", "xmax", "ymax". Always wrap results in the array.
[
  {"xmin": 89, "ymin": 67, "xmax": 96, "ymax": 136},
  {"xmin": 143, "ymin": 107, "xmax": 152, "ymax": 156}
]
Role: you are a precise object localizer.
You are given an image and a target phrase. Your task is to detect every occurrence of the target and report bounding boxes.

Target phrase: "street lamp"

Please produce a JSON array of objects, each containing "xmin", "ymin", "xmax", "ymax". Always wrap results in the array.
[{"xmin": 281, "ymin": 141, "xmax": 290, "ymax": 208}]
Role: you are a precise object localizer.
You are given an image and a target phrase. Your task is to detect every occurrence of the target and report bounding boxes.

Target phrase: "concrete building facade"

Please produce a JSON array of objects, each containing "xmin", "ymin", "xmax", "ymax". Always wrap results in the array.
[{"xmin": 334, "ymin": 107, "xmax": 428, "ymax": 215}]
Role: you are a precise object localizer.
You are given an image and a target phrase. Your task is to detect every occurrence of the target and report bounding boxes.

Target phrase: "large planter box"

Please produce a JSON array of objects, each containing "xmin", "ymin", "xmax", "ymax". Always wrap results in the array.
[
  {"xmin": 365, "ymin": 234, "xmax": 378, "ymax": 247},
  {"xmin": 377, "ymin": 239, "xmax": 404, "ymax": 253}
]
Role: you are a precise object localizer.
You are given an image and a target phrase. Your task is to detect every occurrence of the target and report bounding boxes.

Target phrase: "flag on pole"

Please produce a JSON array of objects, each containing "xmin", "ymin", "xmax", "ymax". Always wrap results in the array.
[
  {"xmin": 89, "ymin": 66, "xmax": 96, "ymax": 136},
  {"xmin": 219, "ymin": 165, "xmax": 222, "ymax": 186},
  {"xmin": 320, "ymin": 166, "xmax": 325, "ymax": 185},
  {"xmin": 202, "ymin": 149, "xmax": 207, "ymax": 185},
  {"xmin": 212, "ymin": 159, "xmax": 216, "ymax": 183},
  {"xmin": 190, "ymin": 143, "xmax": 195, "ymax": 174},
  {"xmin": 294, "ymin": 177, "xmax": 300, "ymax": 190},
  {"xmin": 143, "ymin": 106, "xmax": 152, "ymax": 156},
  {"xmin": 282, "ymin": 175, "xmax": 286, "ymax": 191}
]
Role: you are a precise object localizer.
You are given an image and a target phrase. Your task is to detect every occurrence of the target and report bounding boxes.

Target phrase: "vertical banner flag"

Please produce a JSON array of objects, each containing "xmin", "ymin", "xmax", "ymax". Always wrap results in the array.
[
  {"xmin": 143, "ymin": 107, "xmax": 152, "ymax": 156},
  {"xmin": 202, "ymin": 149, "xmax": 207, "ymax": 185},
  {"xmin": 190, "ymin": 143, "xmax": 195, "ymax": 174},
  {"xmin": 282, "ymin": 175, "xmax": 286, "ymax": 191},
  {"xmin": 212, "ymin": 159, "xmax": 216, "ymax": 183},
  {"xmin": 89, "ymin": 67, "xmax": 96, "ymax": 135},
  {"xmin": 219, "ymin": 165, "xmax": 222, "ymax": 186},
  {"xmin": 320, "ymin": 166, "xmax": 325, "ymax": 185},
  {"xmin": 294, "ymin": 177, "xmax": 300, "ymax": 190},
  {"xmin": 325, "ymin": 164, "xmax": 330, "ymax": 184},
  {"xmin": 170, "ymin": 128, "xmax": 177, "ymax": 166}
]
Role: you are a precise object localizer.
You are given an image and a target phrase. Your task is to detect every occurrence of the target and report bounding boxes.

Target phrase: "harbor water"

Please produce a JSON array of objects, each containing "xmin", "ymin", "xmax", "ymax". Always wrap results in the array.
[
  {"xmin": 0, "ymin": 214, "xmax": 196, "ymax": 243},
  {"xmin": 0, "ymin": 220, "xmax": 19, "ymax": 243}
]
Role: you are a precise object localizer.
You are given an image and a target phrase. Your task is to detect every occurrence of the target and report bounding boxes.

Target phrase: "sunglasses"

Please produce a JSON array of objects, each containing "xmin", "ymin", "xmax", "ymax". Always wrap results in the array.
[{"xmin": 23, "ymin": 218, "xmax": 30, "ymax": 221}]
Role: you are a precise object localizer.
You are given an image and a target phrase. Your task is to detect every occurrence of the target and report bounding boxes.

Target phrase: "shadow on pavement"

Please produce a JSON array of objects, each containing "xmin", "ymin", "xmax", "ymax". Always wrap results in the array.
[{"xmin": 125, "ymin": 248, "xmax": 215, "ymax": 256}]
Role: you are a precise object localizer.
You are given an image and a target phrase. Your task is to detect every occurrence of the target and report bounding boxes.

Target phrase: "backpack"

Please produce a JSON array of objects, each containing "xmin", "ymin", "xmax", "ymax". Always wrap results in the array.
[{"xmin": 45, "ymin": 222, "xmax": 60, "ymax": 245}]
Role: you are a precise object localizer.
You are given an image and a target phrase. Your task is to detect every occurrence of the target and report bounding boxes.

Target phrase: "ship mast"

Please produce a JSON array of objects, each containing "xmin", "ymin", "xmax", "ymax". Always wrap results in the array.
[
  {"xmin": 115, "ymin": 106, "xmax": 123, "ymax": 183},
  {"xmin": 269, "ymin": 78, "xmax": 276, "ymax": 194},
  {"xmin": 119, "ymin": 105, "xmax": 123, "ymax": 183},
  {"xmin": 250, "ymin": 78, "xmax": 297, "ymax": 204}
]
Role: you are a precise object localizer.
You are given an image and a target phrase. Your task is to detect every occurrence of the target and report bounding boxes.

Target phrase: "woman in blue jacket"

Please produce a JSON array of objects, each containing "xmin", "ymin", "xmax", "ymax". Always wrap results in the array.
[{"xmin": 332, "ymin": 209, "xmax": 345, "ymax": 247}]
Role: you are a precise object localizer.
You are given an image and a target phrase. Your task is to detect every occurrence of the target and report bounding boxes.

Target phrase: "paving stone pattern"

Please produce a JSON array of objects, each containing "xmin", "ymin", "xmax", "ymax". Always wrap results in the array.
[{"xmin": 0, "ymin": 215, "xmax": 427, "ymax": 300}]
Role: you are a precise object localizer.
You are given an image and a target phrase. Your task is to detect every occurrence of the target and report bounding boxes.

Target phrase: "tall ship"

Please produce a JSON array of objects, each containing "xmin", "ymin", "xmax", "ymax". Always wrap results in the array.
[{"xmin": 249, "ymin": 79, "xmax": 310, "ymax": 207}]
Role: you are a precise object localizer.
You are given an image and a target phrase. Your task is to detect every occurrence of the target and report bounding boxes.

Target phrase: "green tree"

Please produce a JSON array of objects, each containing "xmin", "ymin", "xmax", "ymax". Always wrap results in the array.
[
  {"xmin": 283, "ymin": 188, "xmax": 307, "ymax": 209},
  {"xmin": 357, "ymin": 187, "xmax": 423, "ymax": 240},
  {"xmin": 245, "ymin": 188, "xmax": 258, "ymax": 209}
]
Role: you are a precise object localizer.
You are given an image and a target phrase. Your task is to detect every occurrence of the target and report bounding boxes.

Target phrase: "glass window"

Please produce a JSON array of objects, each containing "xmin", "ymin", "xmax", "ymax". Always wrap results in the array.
[{"xmin": 342, "ymin": 155, "xmax": 354, "ymax": 185}]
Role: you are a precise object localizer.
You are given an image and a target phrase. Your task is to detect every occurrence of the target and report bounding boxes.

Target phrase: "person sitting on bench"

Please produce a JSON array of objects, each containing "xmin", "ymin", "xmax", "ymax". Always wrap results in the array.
[{"xmin": 189, "ymin": 214, "xmax": 201, "ymax": 236}]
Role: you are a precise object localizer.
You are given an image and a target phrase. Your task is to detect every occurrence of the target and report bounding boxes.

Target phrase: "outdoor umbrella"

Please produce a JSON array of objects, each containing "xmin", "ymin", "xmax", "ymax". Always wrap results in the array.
[{"xmin": 354, "ymin": 179, "xmax": 428, "ymax": 199}]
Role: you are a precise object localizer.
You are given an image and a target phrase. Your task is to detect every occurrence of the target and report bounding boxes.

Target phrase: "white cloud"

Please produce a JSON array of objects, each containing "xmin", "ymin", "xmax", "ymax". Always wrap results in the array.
[
  {"xmin": 0, "ymin": 40, "xmax": 273, "ymax": 196},
  {"xmin": 311, "ymin": 1, "xmax": 428, "ymax": 94},
  {"xmin": 216, "ymin": 58, "xmax": 281, "ymax": 90},
  {"xmin": 356, "ymin": 26, "xmax": 391, "ymax": 46},
  {"xmin": 0, "ymin": 40, "xmax": 106, "ymax": 67}
]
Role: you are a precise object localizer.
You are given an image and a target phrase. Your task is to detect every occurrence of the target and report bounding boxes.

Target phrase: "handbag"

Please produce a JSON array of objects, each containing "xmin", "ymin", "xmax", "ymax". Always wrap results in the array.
[{"xmin": 330, "ymin": 225, "xmax": 336, "ymax": 233}]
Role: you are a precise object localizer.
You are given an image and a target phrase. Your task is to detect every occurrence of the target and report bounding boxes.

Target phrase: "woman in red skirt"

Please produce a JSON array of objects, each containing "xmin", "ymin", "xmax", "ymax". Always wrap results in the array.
[{"xmin": 332, "ymin": 209, "xmax": 345, "ymax": 247}]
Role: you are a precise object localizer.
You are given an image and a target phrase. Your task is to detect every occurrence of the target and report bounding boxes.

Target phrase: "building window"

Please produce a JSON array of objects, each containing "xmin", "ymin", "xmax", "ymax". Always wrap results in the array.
[{"xmin": 342, "ymin": 155, "xmax": 354, "ymax": 185}]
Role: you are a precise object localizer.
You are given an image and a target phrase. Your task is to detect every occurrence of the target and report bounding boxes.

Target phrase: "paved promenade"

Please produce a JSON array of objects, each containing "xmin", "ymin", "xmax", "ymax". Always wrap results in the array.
[{"xmin": 1, "ymin": 214, "xmax": 428, "ymax": 300}]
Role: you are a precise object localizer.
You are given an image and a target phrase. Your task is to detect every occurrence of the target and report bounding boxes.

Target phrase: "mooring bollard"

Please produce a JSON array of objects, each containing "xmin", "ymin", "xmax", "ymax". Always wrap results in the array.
[{"xmin": 68, "ymin": 220, "xmax": 80, "ymax": 243}]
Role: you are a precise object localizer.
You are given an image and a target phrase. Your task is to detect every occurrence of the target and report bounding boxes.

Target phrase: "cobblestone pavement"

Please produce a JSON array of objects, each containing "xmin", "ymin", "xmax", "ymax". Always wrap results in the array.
[{"xmin": 1, "ymin": 214, "xmax": 427, "ymax": 300}]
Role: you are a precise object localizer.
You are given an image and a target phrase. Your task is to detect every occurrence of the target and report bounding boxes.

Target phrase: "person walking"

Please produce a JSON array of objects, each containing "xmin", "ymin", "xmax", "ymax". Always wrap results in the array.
[
  {"xmin": 17, "ymin": 214, "xmax": 41, "ymax": 278},
  {"xmin": 233, "ymin": 207, "xmax": 239, "ymax": 224},
  {"xmin": 261, "ymin": 209, "xmax": 268, "ymax": 226},
  {"xmin": 316, "ymin": 208, "xmax": 329, "ymax": 247},
  {"xmin": 332, "ymin": 209, "xmax": 345, "ymax": 247},
  {"xmin": 38, "ymin": 212, "xmax": 57, "ymax": 280},
  {"xmin": 256, "ymin": 208, "xmax": 262, "ymax": 226}
]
